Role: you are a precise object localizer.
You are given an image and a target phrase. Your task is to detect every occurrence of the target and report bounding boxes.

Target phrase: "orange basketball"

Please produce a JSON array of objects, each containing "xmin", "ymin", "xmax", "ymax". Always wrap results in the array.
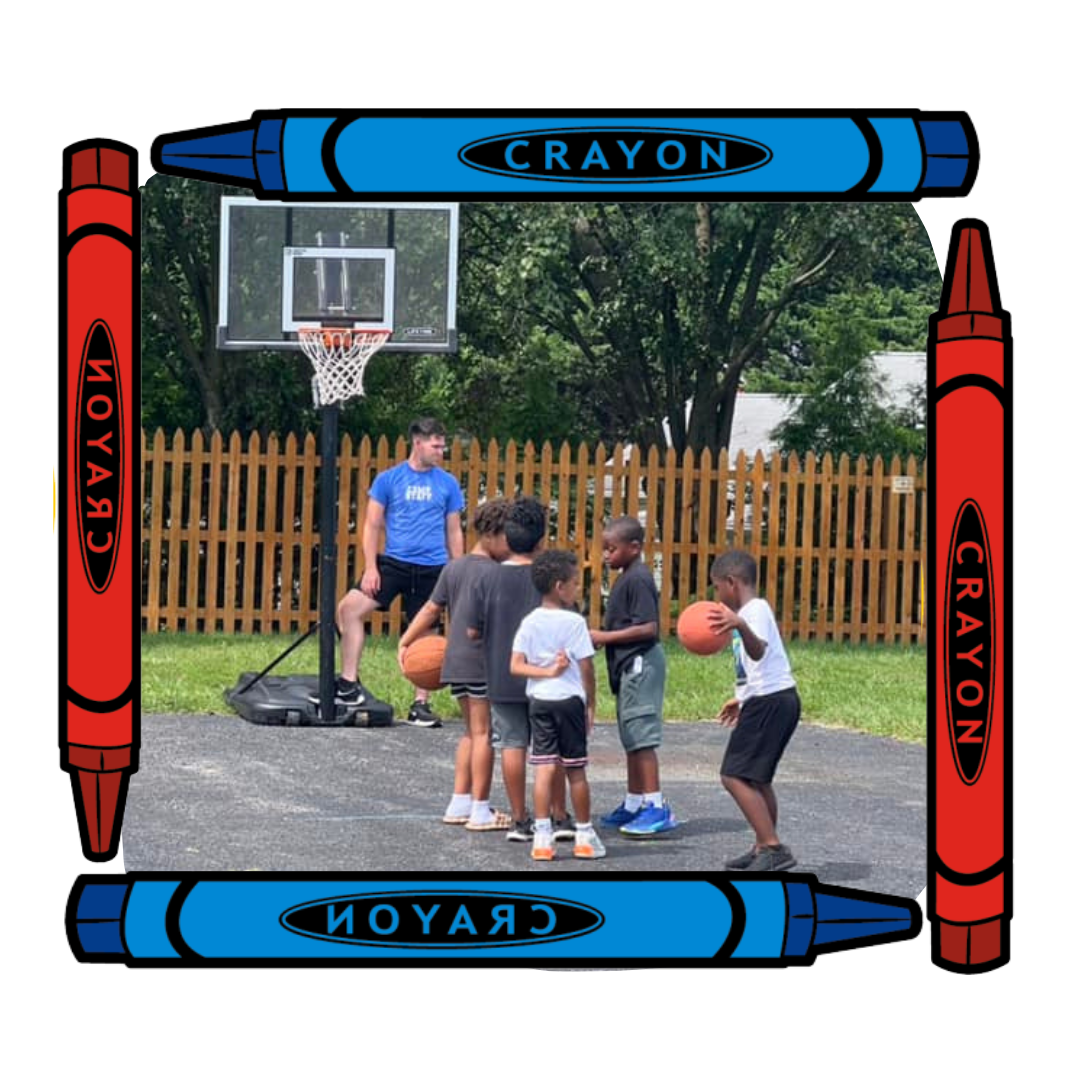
[
  {"xmin": 402, "ymin": 635, "xmax": 448, "ymax": 691},
  {"xmin": 676, "ymin": 601, "xmax": 732, "ymax": 656}
]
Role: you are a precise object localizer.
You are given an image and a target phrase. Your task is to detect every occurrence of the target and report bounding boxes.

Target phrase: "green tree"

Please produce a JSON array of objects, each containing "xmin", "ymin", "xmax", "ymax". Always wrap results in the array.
[
  {"xmin": 459, "ymin": 202, "xmax": 937, "ymax": 453},
  {"xmin": 770, "ymin": 295, "xmax": 925, "ymax": 460}
]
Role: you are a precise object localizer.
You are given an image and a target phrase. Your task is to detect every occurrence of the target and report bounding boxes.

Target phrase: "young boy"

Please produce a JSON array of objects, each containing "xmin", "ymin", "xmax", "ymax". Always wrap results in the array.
[
  {"xmin": 708, "ymin": 550, "xmax": 801, "ymax": 872},
  {"xmin": 469, "ymin": 496, "xmax": 572, "ymax": 843},
  {"xmin": 511, "ymin": 551, "xmax": 603, "ymax": 860},
  {"xmin": 398, "ymin": 498, "xmax": 511, "ymax": 831},
  {"xmin": 590, "ymin": 516, "xmax": 677, "ymax": 836}
]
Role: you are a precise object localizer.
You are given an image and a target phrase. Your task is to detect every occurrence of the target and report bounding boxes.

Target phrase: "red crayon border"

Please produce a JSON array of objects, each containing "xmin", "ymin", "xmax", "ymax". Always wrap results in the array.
[
  {"xmin": 927, "ymin": 219, "xmax": 1012, "ymax": 972},
  {"xmin": 59, "ymin": 140, "xmax": 142, "ymax": 861}
]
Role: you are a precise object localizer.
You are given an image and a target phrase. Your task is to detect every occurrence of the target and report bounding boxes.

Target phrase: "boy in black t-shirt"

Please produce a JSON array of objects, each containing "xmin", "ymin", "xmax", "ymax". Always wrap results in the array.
[
  {"xmin": 590, "ymin": 516, "xmax": 678, "ymax": 836},
  {"xmin": 469, "ymin": 497, "xmax": 571, "ymax": 842}
]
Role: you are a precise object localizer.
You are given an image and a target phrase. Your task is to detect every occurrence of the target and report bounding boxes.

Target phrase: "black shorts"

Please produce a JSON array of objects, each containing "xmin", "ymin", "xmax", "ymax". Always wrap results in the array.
[
  {"xmin": 356, "ymin": 555, "xmax": 444, "ymax": 623},
  {"xmin": 721, "ymin": 687, "xmax": 800, "ymax": 784},
  {"xmin": 528, "ymin": 697, "xmax": 588, "ymax": 769}
]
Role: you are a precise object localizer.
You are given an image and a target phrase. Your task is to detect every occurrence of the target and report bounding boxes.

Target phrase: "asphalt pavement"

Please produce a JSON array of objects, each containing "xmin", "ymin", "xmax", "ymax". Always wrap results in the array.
[{"xmin": 126, "ymin": 713, "xmax": 926, "ymax": 898}]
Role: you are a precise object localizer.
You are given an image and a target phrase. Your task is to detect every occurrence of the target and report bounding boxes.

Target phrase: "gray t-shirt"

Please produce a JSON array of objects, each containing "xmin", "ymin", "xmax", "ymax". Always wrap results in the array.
[
  {"xmin": 429, "ymin": 554, "xmax": 500, "ymax": 684},
  {"xmin": 469, "ymin": 562, "xmax": 542, "ymax": 704}
]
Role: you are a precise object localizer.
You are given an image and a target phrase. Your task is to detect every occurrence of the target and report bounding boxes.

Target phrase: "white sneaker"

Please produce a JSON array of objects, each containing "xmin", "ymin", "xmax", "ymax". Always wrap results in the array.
[
  {"xmin": 573, "ymin": 826, "xmax": 606, "ymax": 859},
  {"xmin": 532, "ymin": 829, "xmax": 555, "ymax": 861}
]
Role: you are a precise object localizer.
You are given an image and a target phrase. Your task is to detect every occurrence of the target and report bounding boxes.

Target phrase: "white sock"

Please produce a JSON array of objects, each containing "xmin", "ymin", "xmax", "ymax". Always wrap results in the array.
[
  {"xmin": 624, "ymin": 793, "xmax": 644, "ymax": 811},
  {"xmin": 535, "ymin": 818, "xmax": 553, "ymax": 833},
  {"xmin": 446, "ymin": 794, "xmax": 472, "ymax": 817},
  {"xmin": 468, "ymin": 800, "xmax": 492, "ymax": 823},
  {"xmin": 645, "ymin": 792, "xmax": 663, "ymax": 807},
  {"xmin": 576, "ymin": 822, "xmax": 593, "ymax": 833}
]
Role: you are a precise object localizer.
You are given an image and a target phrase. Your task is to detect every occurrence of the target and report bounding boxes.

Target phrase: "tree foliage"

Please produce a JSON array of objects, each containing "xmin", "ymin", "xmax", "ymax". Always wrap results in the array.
[{"xmin": 141, "ymin": 181, "xmax": 936, "ymax": 459}]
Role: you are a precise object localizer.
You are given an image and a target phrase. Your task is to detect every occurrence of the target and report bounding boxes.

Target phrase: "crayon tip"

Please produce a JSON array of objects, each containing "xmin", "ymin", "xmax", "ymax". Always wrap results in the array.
[
  {"xmin": 152, "ymin": 119, "xmax": 285, "ymax": 191},
  {"xmin": 933, "ymin": 220, "xmax": 1006, "ymax": 342},
  {"xmin": 71, "ymin": 769, "xmax": 125, "ymax": 861},
  {"xmin": 809, "ymin": 884, "xmax": 921, "ymax": 953},
  {"xmin": 944, "ymin": 221, "xmax": 999, "ymax": 316}
]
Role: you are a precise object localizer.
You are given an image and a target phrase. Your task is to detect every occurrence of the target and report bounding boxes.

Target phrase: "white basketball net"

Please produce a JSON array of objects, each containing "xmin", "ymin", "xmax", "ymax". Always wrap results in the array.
[{"xmin": 298, "ymin": 327, "xmax": 391, "ymax": 406}]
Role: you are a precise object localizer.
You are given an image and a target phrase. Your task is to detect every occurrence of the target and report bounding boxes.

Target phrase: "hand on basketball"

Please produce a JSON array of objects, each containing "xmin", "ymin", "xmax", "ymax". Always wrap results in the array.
[
  {"xmin": 717, "ymin": 698, "xmax": 741, "ymax": 727},
  {"xmin": 707, "ymin": 603, "xmax": 741, "ymax": 636},
  {"xmin": 397, "ymin": 640, "xmax": 410, "ymax": 675},
  {"xmin": 360, "ymin": 567, "xmax": 381, "ymax": 598}
]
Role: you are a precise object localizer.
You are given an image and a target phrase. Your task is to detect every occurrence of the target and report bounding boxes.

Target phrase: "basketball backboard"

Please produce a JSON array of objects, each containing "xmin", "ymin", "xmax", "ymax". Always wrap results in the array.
[{"xmin": 218, "ymin": 199, "xmax": 459, "ymax": 352}]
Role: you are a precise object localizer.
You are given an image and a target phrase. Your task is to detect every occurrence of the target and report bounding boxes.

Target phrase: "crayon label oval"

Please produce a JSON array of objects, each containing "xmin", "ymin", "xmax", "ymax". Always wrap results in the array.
[
  {"xmin": 76, "ymin": 320, "xmax": 124, "ymax": 594},
  {"xmin": 279, "ymin": 891, "xmax": 605, "ymax": 948},
  {"xmin": 458, "ymin": 128, "xmax": 772, "ymax": 183},
  {"xmin": 945, "ymin": 499, "xmax": 994, "ymax": 784}
]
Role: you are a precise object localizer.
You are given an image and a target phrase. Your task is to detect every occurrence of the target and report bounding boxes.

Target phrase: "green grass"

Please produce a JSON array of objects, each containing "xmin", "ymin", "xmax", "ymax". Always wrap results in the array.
[{"xmin": 142, "ymin": 634, "xmax": 925, "ymax": 744}]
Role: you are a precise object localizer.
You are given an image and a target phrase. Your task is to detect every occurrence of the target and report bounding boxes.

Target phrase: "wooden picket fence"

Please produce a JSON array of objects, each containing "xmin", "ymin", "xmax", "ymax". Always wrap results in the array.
[{"xmin": 141, "ymin": 430, "xmax": 926, "ymax": 643}]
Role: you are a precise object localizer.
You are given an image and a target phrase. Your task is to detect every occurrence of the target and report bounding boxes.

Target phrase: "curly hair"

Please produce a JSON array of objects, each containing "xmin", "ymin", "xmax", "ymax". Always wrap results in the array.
[
  {"xmin": 503, "ymin": 496, "xmax": 548, "ymax": 555},
  {"xmin": 472, "ymin": 497, "xmax": 511, "ymax": 535},
  {"xmin": 531, "ymin": 549, "xmax": 578, "ymax": 594}
]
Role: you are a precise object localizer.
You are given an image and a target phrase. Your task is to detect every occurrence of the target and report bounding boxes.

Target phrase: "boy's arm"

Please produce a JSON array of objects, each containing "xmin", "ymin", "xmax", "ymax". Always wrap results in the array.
[
  {"xmin": 591, "ymin": 622, "xmax": 657, "ymax": 648},
  {"xmin": 510, "ymin": 650, "xmax": 570, "ymax": 680},
  {"xmin": 592, "ymin": 574, "xmax": 660, "ymax": 647},
  {"xmin": 708, "ymin": 603, "xmax": 766, "ymax": 660},
  {"xmin": 580, "ymin": 656, "xmax": 596, "ymax": 730},
  {"xmin": 717, "ymin": 698, "xmax": 741, "ymax": 726},
  {"xmin": 398, "ymin": 600, "xmax": 445, "ymax": 668}
]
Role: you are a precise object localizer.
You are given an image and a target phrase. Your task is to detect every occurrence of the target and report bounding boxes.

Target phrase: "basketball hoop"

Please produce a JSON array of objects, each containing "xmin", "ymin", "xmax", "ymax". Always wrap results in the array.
[{"xmin": 298, "ymin": 326, "xmax": 391, "ymax": 406}]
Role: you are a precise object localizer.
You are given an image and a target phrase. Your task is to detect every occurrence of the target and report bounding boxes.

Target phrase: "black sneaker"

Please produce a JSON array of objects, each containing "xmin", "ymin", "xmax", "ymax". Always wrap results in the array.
[
  {"xmin": 507, "ymin": 817, "xmax": 535, "ymax": 842},
  {"xmin": 724, "ymin": 846, "xmax": 759, "ymax": 871},
  {"xmin": 552, "ymin": 816, "xmax": 576, "ymax": 842},
  {"xmin": 745, "ymin": 844, "xmax": 797, "ymax": 872},
  {"xmin": 307, "ymin": 678, "xmax": 366, "ymax": 707},
  {"xmin": 405, "ymin": 700, "xmax": 443, "ymax": 728}
]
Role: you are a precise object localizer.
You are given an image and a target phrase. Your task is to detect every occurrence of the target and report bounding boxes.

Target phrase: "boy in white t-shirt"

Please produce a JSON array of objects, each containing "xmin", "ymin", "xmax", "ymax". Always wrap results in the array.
[
  {"xmin": 708, "ymin": 550, "xmax": 801, "ymax": 873},
  {"xmin": 510, "ymin": 550, "xmax": 604, "ymax": 861}
]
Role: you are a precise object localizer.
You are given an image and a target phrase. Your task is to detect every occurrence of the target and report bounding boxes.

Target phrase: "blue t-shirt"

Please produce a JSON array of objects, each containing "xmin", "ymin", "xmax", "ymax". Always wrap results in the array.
[{"xmin": 369, "ymin": 461, "xmax": 465, "ymax": 566}]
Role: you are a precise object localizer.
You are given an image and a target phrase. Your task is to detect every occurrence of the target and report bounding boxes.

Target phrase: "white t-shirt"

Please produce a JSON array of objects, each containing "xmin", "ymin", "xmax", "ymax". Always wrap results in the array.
[
  {"xmin": 511, "ymin": 607, "xmax": 595, "ymax": 702},
  {"xmin": 732, "ymin": 597, "xmax": 796, "ymax": 704}
]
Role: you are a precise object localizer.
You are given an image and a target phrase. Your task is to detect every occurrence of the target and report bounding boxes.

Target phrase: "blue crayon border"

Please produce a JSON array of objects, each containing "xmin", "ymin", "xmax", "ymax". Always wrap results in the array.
[
  {"xmin": 66, "ymin": 871, "xmax": 922, "ymax": 968},
  {"xmin": 150, "ymin": 108, "xmax": 979, "ymax": 203}
]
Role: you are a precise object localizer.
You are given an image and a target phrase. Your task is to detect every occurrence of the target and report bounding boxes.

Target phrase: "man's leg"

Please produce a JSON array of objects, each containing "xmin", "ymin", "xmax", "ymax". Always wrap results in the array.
[{"xmin": 337, "ymin": 588, "xmax": 379, "ymax": 684}]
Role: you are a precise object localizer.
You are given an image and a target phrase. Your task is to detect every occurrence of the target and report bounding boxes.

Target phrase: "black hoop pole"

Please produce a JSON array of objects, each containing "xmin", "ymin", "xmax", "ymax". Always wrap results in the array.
[{"xmin": 318, "ymin": 401, "xmax": 340, "ymax": 720}]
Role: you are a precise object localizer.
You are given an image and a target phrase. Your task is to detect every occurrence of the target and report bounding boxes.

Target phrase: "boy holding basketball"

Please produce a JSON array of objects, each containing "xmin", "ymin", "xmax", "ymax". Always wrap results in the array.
[
  {"xmin": 511, "ymin": 550, "xmax": 603, "ymax": 860},
  {"xmin": 398, "ymin": 498, "xmax": 511, "ymax": 831},
  {"xmin": 708, "ymin": 550, "xmax": 801, "ymax": 872},
  {"xmin": 590, "ymin": 516, "xmax": 678, "ymax": 836}
]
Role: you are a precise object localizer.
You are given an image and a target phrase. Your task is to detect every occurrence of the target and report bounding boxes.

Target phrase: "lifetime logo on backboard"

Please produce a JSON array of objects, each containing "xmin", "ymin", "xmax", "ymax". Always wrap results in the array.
[
  {"xmin": 945, "ymin": 499, "xmax": 994, "ymax": 784},
  {"xmin": 458, "ymin": 128, "xmax": 772, "ymax": 183},
  {"xmin": 280, "ymin": 891, "xmax": 605, "ymax": 948},
  {"xmin": 76, "ymin": 320, "xmax": 124, "ymax": 594}
]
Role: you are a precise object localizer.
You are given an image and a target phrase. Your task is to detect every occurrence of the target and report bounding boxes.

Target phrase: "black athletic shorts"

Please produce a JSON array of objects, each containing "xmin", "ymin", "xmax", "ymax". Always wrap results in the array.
[
  {"xmin": 528, "ymin": 697, "xmax": 588, "ymax": 769},
  {"xmin": 355, "ymin": 555, "xmax": 445, "ymax": 623},
  {"xmin": 721, "ymin": 687, "xmax": 801, "ymax": 784}
]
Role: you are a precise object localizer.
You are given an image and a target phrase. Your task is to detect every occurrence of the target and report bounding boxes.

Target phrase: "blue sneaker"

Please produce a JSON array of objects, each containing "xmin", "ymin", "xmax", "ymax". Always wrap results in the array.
[
  {"xmin": 600, "ymin": 803, "xmax": 642, "ymax": 828},
  {"xmin": 620, "ymin": 802, "xmax": 679, "ymax": 837}
]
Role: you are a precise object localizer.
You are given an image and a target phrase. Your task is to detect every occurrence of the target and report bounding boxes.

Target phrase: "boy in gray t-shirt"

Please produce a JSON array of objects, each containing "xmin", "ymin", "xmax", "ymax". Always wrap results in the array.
[{"xmin": 399, "ymin": 499, "xmax": 511, "ymax": 830}]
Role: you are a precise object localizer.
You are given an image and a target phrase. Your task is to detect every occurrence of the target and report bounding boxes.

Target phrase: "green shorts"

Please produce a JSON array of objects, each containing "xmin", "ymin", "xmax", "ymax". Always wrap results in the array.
[{"xmin": 615, "ymin": 643, "xmax": 666, "ymax": 752}]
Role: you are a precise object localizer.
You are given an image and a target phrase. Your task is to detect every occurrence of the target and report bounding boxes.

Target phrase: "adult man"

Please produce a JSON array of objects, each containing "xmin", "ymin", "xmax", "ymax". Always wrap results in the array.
[{"xmin": 315, "ymin": 417, "xmax": 465, "ymax": 726}]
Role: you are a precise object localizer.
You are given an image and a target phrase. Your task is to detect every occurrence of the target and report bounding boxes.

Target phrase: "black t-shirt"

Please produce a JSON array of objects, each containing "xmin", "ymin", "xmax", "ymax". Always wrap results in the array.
[
  {"xmin": 469, "ymin": 562, "xmax": 542, "ymax": 703},
  {"xmin": 602, "ymin": 559, "xmax": 661, "ymax": 692}
]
